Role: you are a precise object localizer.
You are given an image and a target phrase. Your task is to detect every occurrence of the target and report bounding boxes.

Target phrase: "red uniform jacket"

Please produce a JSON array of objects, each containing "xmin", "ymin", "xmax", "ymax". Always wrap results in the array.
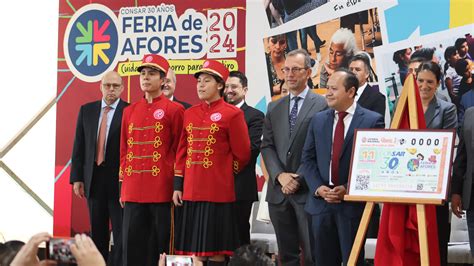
[
  {"xmin": 175, "ymin": 98, "xmax": 250, "ymax": 202},
  {"xmin": 120, "ymin": 95, "xmax": 184, "ymax": 203}
]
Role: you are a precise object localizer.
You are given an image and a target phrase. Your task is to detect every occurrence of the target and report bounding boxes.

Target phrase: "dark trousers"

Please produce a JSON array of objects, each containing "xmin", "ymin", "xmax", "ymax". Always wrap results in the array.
[
  {"xmin": 366, "ymin": 204, "xmax": 380, "ymax": 238},
  {"xmin": 436, "ymin": 203, "xmax": 450, "ymax": 266},
  {"xmin": 299, "ymin": 25, "xmax": 323, "ymax": 53},
  {"xmin": 87, "ymin": 165, "xmax": 123, "ymax": 266},
  {"xmin": 122, "ymin": 202, "xmax": 171, "ymax": 266},
  {"xmin": 311, "ymin": 208, "xmax": 364, "ymax": 266},
  {"xmin": 269, "ymin": 198, "xmax": 313, "ymax": 266},
  {"xmin": 234, "ymin": 200, "xmax": 254, "ymax": 246}
]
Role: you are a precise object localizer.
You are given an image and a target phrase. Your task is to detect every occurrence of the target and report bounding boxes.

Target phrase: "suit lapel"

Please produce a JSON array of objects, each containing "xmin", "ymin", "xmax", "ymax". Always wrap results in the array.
[
  {"xmin": 288, "ymin": 93, "xmax": 315, "ymax": 147},
  {"xmin": 424, "ymin": 97, "xmax": 439, "ymax": 128},
  {"xmin": 277, "ymin": 97, "xmax": 291, "ymax": 143},
  {"xmin": 240, "ymin": 102, "xmax": 249, "ymax": 114},
  {"xmin": 240, "ymin": 102, "xmax": 250, "ymax": 122},
  {"xmin": 357, "ymin": 84, "xmax": 371, "ymax": 106},
  {"xmin": 324, "ymin": 110, "xmax": 335, "ymax": 156},
  {"xmin": 341, "ymin": 105, "xmax": 364, "ymax": 157},
  {"xmin": 91, "ymin": 101, "xmax": 101, "ymax": 143}
]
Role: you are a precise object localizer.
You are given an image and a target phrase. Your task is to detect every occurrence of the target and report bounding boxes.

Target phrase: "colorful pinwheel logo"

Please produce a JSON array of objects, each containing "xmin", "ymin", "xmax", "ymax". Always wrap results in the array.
[
  {"xmin": 75, "ymin": 20, "xmax": 111, "ymax": 66},
  {"xmin": 64, "ymin": 4, "xmax": 119, "ymax": 82}
]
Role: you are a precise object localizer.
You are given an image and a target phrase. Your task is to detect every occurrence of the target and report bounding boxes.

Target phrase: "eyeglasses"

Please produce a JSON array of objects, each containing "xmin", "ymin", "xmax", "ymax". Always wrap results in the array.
[
  {"xmin": 270, "ymin": 38, "xmax": 286, "ymax": 45},
  {"xmin": 102, "ymin": 83, "xmax": 122, "ymax": 89},
  {"xmin": 281, "ymin": 67, "xmax": 308, "ymax": 74}
]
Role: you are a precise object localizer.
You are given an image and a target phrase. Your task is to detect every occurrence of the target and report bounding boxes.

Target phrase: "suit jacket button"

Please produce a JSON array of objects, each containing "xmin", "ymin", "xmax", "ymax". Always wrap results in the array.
[{"xmin": 287, "ymin": 152, "xmax": 291, "ymax": 155}]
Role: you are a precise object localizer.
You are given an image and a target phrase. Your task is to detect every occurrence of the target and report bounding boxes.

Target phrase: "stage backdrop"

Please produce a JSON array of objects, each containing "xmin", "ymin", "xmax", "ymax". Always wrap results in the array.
[
  {"xmin": 55, "ymin": 0, "xmax": 247, "ymax": 236},
  {"xmin": 50, "ymin": 0, "xmax": 474, "ymax": 237}
]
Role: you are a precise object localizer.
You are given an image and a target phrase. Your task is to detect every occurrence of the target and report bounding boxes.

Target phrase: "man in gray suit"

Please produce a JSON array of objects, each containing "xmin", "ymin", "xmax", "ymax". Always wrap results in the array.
[
  {"xmin": 261, "ymin": 49, "xmax": 327, "ymax": 266},
  {"xmin": 452, "ymin": 107, "xmax": 474, "ymax": 256}
]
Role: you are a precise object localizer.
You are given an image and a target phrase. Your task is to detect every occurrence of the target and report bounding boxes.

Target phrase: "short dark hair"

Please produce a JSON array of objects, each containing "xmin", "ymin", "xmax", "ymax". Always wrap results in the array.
[
  {"xmin": 392, "ymin": 48, "xmax": 410, "ymax": 65},
  {"xmin": 215, "ymin": 75, "xmax": 226, "ymax": 97},
  {"xmin": 228, "ymin": 71, "xmax": 248, "ymax": 87},
  {"xmin": 455, "ymin": 59, "xmax": 469, "ymax": 76},
  {"xmin": 455, "ymin": 37, "xmax": 467, "ymax": 50},
  {"xmin": 159, "ymin": 71, "xmax": 166, "ymax": 79},
  {"xmin": 268, "ymin": 34, "xmax": 286, "ymax": 41},
  {"xmin": 335, "ymin": 68, "xmax": 359, "ymax": 94},
  {"xmin": 444, "ymin": 46, "xmax": 457, "ymax": 61},
  {"xmin": 348, "ymin": 53, "xmax": 370, "ymax": 73},
  {"xmin": 417, "ymin": 61, "xmax": 442, "ymax": 81},
  {"xmin": 409, "ymin": 57, "xmax": 426, "ymax": 66},
  {"xmin": 228, "ymin": 244, "xmax": 273, "ymax": 266},
  {"xmin": 411, "ymin": 48, "xmax": 435, "ymax": 62}
]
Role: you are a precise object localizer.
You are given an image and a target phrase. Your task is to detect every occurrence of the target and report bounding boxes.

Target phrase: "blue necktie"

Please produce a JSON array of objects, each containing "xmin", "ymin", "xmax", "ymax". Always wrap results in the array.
[{"xmin": 289, "ymin": 96, "xmax": 302, "ymax": 135}]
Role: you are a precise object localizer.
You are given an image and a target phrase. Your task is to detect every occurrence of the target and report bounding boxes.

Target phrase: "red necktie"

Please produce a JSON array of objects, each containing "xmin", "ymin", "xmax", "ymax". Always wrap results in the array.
[
  {"xmin": 331, "ymin": 111, "xmax": 348, "ymax": 186},
  {"xmin": 96, "ymin": 106, "xmax": 111, "ymax": 165}
]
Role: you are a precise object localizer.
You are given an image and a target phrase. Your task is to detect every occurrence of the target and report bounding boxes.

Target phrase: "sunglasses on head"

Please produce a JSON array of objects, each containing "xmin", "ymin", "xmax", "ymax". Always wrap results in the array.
[{"xmin": 270, "ymin": 38, "xmax": 286, "ymax": 45}]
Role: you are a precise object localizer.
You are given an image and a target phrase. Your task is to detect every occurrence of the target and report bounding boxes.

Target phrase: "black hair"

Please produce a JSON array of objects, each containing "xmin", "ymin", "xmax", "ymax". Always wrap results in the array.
[
  {"xmin": 392, "ymin": 48, "xmax": 410, "ymax": 66},
  {"xmin": 411, "ymin": 48, "xmax": 435, "ymax": 62},
  {"xmin": 228, "ymin": 71, "xmax": 248, "ymax": 87},
  {"xmin": 0, "ymin": 240, "xmax": 25, "ymax": 266},
  {"xmin": 443, "ymin": 46, "xmax": 458, "ymax": 73},
  {"xmin": 455, "ymin": 59, "xmax": 469, "ymax": 76},
  {"xmin": 409, "ymin": 57, "xmax": 426, "ymax": 66},
  {"xmin": 159, "ymin": 70, "xmax": 166, "ymax": 79},
  {"xmin": 228, "ymin": 244, "xmax": 273, "ymax": 266},
  {"xmin": 335, "ymin": 68, "xmax": 360, "ymax": 95},
  {"xmin": 455, "ymin": 37, "xmax": 467, "ymax": 51},
  {"xmin": 279, "ymin": 79, "xmax": 286, "ymax": 90},
  {"xmin": 268, "ymin": 34, "xmax": 286, "ymax": 41},
  {"xmin": 444, "ymin": 46, "xmax": 457, "ymax": 61},
  {"xmin": 417, "ymin": 61, "xmax": 442, "ymax": 82}
]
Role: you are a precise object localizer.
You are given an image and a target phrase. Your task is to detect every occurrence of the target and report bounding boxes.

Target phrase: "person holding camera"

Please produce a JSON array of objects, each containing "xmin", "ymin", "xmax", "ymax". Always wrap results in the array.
[{"xmin": 10, "ymin": 233, "xmax": 105, "ymax": 266}]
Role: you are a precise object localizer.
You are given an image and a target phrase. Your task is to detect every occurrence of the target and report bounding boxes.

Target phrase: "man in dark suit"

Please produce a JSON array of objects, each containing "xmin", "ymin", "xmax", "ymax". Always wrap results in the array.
[
  {"xmin": 70, "ymin": 71, "xmax": 129, "ymax": 265},
  {"xmin": 349, "ymin": 53, "xmax": 386, "ymax": 117},
  {"xmin": 164, "ymin": 68, "xmax": 192, "ymax": 109},
  {"xmin": 452, "ymin": 107, "xmax": 474, "ymax": 257},
  {"xmin": 302, "ymin": 69, "xmax": 384, "ymax": 266},
  {"xmin": 348, "ymin": 53, "xmax": 386, "ymax": 239},
  {"xmin": 261, "ymin": 49, "xmax": 327, "ymax": 266},
  {"xmin": 224, "ymin": 71, "xmax": 264, "ymax": 245}
]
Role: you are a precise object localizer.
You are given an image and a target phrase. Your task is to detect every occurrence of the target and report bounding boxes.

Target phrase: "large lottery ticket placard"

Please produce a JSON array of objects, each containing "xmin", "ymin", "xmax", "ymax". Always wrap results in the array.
[{"xmin": 347, "ymin": 129, "xmax": 455, "ymax": 202}]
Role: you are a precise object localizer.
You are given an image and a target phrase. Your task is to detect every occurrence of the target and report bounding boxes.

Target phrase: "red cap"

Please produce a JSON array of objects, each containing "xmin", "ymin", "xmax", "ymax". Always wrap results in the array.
[
  {"xmin": 137, "ymin": 54, "xmax": 169, "ymax": 74},
  {"xmin": 194, "ymin": 60, "xmax": 229, "ymax": 81}
]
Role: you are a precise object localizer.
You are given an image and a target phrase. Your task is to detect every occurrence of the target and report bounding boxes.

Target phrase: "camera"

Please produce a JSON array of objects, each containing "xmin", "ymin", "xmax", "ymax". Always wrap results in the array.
[
  {"xmin": 46, "ymin": 237, "xmax": 76, "ymax": 264},
  {"xmin": 166, "ymin": 255, "xmax": 193, "ymax": 266}
]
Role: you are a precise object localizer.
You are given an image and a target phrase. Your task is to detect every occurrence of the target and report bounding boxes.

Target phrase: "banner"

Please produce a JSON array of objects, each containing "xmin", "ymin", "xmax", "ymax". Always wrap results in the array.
[
  {"xmin": 348, "ymin": 129, "xmax": 455, "ymax": 200},
  {"xmin": 55, "ymin": 0, "xmax": 246, "ymax": 236}
]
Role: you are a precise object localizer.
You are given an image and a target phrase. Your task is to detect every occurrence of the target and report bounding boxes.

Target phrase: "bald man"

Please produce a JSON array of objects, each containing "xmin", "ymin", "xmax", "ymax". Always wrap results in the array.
[
  {"xmin": 163, "ymin": 68, "xmax": 192, "ymax": 109},
  {"xmin": 70, "ymin": 71, "xmax": 129, "ymax": 266}
]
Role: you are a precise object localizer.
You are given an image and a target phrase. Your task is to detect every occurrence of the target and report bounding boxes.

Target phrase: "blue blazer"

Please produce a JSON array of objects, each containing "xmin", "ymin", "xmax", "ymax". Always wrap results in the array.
[{"xmin": 302, "ymin": 104, "xmax": 385, "ymax": 216}]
